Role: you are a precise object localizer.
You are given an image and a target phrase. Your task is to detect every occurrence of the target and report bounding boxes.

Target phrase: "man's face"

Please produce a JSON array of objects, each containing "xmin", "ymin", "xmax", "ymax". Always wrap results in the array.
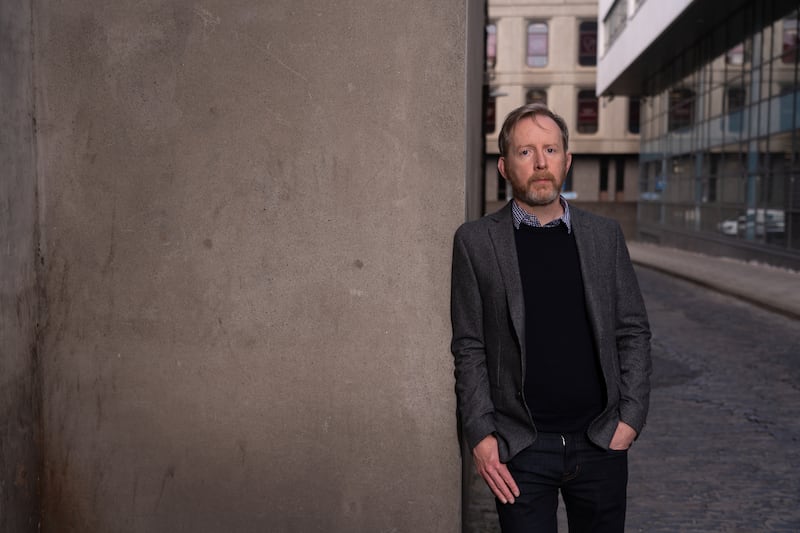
[{"xmin": 498, "ymin": 115, "xmax": 572, "ymax": 210}]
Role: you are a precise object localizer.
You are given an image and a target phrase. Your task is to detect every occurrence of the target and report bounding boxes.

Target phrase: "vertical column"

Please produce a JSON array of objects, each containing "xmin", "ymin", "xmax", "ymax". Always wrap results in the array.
[{"xmin": 34, "ymin": 1, "xmax": 468, "ymax": 530}]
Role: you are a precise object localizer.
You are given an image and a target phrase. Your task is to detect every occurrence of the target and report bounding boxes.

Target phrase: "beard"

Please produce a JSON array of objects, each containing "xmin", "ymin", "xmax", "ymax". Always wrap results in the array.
[{"xmin": 513, "ymin": 172, "xmax": 561, "ymax": 207}]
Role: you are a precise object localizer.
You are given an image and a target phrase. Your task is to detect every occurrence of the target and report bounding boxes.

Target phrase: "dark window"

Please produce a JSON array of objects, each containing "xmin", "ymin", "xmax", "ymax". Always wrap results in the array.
[
  {"xmin": 577, "ymin": 90, "xmax": 599, "ymax": 134},
  {"xmin": 780, "ymin": 85, "xmax": 797, "ymax": 130},
  {"xmin": 578, "ymin": 21, "xmax": 597, "ymax": 66},
  {"xmin": 615, "ymin": 156, "xmax": 625, "ymax": 192},
  {"xmin": 527, "ymin": 22, "xmax": 548, "ymax": 67},
  {"xmin": 526, "ymin": 88, "xmax": 547, "ymax": 105},
  {"xmin": 668, "ymin": 88, "xmax": 694, "ymax": 131},
  {"xmin": 727, "ymin": 86, "xmax": 746, "ymax": 132},
  {"xmin": 485, "ymin": 96, "xmax": 496, "ymax": 134},
  {"xmin": 628, "ymin": 97, "xmax": 640, "ymax": 134},
  {"xmin": 783, "ymin": 15, "xmax": 798, "ymax": 64},
  {"xmin": 564, "ymin": 163, "xmax": 574, "ymax": 192},
  {"xmin": 600, "ymin": 156, "xmax": 609, "ymax": 192},
  {"xmin": 708, "ymin": 155, "xmax": 718, "ymax": 203},
  {"xmin": 727, "ymin": 87, "xmax": 746, "ymax": 112}
]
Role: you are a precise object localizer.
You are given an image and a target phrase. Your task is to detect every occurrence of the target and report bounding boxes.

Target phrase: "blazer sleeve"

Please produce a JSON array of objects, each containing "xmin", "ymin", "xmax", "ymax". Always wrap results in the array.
[
  {"xmin": 613, "ymin": 224, "xmax": 652, "ymax": 436},
  {"xmin": 450, "ymin": 227, "xmax": 497, "ymax": 451}
]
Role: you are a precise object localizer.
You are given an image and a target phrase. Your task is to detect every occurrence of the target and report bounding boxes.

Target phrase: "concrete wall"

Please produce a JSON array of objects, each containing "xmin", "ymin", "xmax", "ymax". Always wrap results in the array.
[
  {"xmin": 28, "ymin": 0, "xmax": 467, "ymax": 530},
  {"xmin": 0, "ymin": 0, "xmax": 42, "ymax": 530}
]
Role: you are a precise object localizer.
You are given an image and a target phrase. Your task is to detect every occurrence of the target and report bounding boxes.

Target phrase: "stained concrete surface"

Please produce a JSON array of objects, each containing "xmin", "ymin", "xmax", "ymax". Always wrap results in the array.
[
  {"xmin": 1, "ymin": 0, "xmax": 475, "ymax": 530},
  {"xmin": 1, "ymin": 0, "xmax": 42, "ymax": 530}
]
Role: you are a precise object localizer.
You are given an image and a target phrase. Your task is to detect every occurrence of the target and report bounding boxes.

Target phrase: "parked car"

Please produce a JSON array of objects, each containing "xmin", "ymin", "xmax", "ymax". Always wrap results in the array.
[{"xmin": 718, "ymin": 208, "xmax": 785, "ymax": 237}]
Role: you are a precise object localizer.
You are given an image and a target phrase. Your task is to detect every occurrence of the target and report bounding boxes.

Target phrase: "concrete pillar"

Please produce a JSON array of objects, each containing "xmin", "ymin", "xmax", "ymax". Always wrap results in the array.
[
  {"xmin": 1, "ymin": 0, "xmax": 41, "ymax": 530},
  {"xmin": 29, "ymin": 1, "xmax": 469, "ymax": 530}
]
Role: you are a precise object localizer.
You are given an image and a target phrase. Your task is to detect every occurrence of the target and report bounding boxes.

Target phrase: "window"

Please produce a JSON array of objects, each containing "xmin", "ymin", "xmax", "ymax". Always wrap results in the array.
[
  {"xmin": 628, "ymin": 97, "xmax": 640, "ymax": 134},
  {"xmin": 577, "ymin": 90, "xmax": 599, "ymax": 134},
  {"xmin": 578, "ymin": 21, "xmax": 598, "ymax": 66},
  {"xmin": 707, "ymin": 155, "xmax": 718, "ymax": 203},
  {"xmin": 485, "ymin": 96, "xmax": 496, "ymax": 134},
  {"xmin": 486, "ymin": 23, "xmax": 497, "ymax": 70},
  {"xmin": 527, "ymin": 22, "xmax": 548, "ymax": 67},
  {"xmin": 563, "ymin": 164, "xmax": 574, "ymax": 192},
  {"xmin": 604, "ymin": 0, "xmax": 628, "ymax": 50},
  {"xmin": 615, "ymin": 156, "xmax": 626, "ymax": 193},
  {"xmin": 600, "ymin": 156, "xmax": 609, "ymax": 192},
  {"xmin": 526, "ymin": 88, "xmax": 547, "ymax": 106},
  {"xmin": 727, "ymin": 87, "xmax": 745, "ymax": 111},
  {"xmin": 783, "ymin": 15, "xmax": 798, "ymax": 64},
  {"xmin": 726, "ymin": 43, "xmax": 745, "ymax": 65},
  {"xmin": 780, "ymin": 85, "xmax": 797, "ymax": 131},
  {"xmin": 727, "ymin": 87, "xmax": 746, "ymax": 132},
  {"xmin": 668, "ymin": 89, "xmax": 694, "ymax": 131}
]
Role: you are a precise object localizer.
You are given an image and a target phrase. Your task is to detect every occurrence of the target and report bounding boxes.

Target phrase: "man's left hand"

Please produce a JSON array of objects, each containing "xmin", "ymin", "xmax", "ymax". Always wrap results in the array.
[{"xmin": 609, "ymin": 421, "xmax": 637, "ymax": 450}]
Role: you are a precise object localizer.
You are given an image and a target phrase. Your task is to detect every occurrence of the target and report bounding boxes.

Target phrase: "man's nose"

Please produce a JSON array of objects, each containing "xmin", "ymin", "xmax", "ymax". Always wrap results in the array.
[{"xmin": 532, "ymin": 150, "xmax": 547, "ymax": 169}]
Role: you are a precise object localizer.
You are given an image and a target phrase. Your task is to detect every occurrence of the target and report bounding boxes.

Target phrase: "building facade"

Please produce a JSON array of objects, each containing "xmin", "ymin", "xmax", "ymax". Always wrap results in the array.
[
  {"xmin": 599, "ymin": 0, "xmax": 800, "ymax": 268},
  {"xmin": 485, "ymin": 0, "xmax": 641, "ymax": 210}
]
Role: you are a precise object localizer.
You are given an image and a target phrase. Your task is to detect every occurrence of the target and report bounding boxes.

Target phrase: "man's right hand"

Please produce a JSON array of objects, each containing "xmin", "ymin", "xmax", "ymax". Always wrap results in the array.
[{"xmin": 473, "ymin": 434, "xmax": 520, "ymax": 504}]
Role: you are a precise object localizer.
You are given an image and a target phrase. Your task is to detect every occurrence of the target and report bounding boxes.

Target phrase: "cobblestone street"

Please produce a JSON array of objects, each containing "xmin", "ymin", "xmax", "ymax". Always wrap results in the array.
[{"xmin": 464, "ymin": 266, "xmax": 800, "ymax": 532}]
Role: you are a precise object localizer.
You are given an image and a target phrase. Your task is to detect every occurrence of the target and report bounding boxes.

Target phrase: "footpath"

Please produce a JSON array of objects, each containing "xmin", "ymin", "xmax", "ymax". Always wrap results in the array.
[{"xmin": 627, "ymin": 241, "xmax": 800, "ymax": 321}]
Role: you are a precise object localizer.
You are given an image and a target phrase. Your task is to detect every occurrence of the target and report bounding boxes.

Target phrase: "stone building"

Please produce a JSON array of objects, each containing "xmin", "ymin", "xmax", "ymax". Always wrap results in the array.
[{"xmin": 485, "ymin": 0, "xmax": 641, "ymax": 214}]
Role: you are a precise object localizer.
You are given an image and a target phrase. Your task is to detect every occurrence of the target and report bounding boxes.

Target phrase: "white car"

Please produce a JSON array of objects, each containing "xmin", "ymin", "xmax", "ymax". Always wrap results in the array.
[{"xmin": 718, "ymin": 209, "xmax": 785, "ymax": 237}]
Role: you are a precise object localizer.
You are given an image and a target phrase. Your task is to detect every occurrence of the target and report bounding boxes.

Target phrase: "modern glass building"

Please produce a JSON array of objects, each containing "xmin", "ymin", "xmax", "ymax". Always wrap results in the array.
[{"xmin": 598, "ymin": 0, "xmax": 800, "ymax": 269}]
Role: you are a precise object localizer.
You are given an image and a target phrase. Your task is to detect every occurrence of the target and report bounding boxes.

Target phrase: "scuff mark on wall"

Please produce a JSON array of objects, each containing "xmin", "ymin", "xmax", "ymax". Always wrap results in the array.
[
  {"xmin": 192, "ymin": 6, "xmax": 220, "ymax": 37},
  {"xmin": 154, "ymin": 464, "xmax": 176, "ymax": 512}
]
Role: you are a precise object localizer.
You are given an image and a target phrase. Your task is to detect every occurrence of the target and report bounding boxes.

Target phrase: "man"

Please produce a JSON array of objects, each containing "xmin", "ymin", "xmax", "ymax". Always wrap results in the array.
[{"xmin": 450, "ymin": 103, "xmax": 651, "ymax": 533}]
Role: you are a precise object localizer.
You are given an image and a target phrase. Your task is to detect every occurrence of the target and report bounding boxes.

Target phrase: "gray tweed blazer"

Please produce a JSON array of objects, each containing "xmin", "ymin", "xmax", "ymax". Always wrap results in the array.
[{"xmin": 450, "ymin": 201, "xmax": 652, "ymax": 462}]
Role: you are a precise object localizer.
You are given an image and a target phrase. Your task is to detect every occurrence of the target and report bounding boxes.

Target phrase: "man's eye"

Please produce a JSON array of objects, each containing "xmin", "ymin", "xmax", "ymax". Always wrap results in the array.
[
  {"xmin": 520, "ymin": 149, "xmax": 530, "ymax": 156},
  {"xmin": 546, "ymin": 147, "xmax": 555, "ymax": 154}
]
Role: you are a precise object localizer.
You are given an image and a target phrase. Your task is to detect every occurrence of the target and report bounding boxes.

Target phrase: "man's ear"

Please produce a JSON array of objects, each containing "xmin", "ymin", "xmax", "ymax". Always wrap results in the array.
[
  {"xmin": 498, "ymin": 157, "xmax": 508, "ymax": 180},
  {"xmin": 565, "ymin": 152, "xmax": 573, "ymax": 173}
]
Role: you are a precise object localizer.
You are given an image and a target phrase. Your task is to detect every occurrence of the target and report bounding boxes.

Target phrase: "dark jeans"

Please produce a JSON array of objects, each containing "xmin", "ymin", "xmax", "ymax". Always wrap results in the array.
[{"xmin": 496, "ymin": 432, "xmax": 628, "ymax": 533}]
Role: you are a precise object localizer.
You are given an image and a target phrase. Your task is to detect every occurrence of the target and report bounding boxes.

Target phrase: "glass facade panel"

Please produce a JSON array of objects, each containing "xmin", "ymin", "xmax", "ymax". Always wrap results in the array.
[
  {"xmin": 668, "ymin": 89, "xmax": 695, "ymax": 131},
  {"xmin": 638, "ymin": 2, "xmax": 800, "ymax": 254},
  {"xmin": 727, "ymin": 43, "xmax": 745, "ymax": 65},
  {"xmin": 782, "ymin": 15, "xmax": 798, "ymax": 64}
]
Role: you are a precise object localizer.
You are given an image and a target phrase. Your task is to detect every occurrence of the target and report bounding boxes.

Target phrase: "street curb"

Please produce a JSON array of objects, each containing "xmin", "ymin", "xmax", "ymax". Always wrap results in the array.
[{"xmin": 628, "ymin": 243, "xmax": 800, "ymax": 322}]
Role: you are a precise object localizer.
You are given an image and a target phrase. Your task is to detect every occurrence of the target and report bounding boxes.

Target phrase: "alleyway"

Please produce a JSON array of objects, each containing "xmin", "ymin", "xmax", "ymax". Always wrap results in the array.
[{"xmin": 465, "ymin": 265, "xmax": 800, "ymax": 532}]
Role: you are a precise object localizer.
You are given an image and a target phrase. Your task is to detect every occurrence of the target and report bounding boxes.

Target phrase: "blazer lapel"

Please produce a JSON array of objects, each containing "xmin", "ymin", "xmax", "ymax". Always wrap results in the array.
[
  {"xmin": 571, "ymin": 209, "xmax": 604, "ymax": 339},
  {"xmin": 488, "ymin": 202, "xmax": 526, "ymax": 356}
]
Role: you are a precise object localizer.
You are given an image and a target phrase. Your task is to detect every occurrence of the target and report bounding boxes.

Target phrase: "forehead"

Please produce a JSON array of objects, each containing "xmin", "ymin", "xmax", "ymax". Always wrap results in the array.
[{"xmin": 509, "ymin": 115, "xmax": 562, "ymax": 145}]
